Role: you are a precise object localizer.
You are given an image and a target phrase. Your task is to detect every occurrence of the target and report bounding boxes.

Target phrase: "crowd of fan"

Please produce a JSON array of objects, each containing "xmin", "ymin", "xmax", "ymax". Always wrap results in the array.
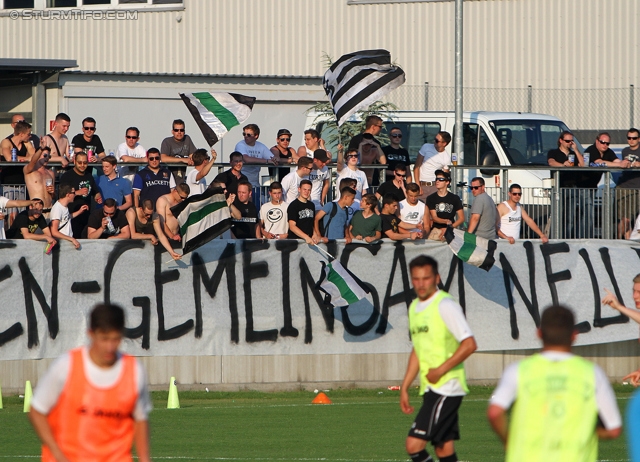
[{"xmin": 2, "ymin": 112, "xmax": 579, "ymax": 256}]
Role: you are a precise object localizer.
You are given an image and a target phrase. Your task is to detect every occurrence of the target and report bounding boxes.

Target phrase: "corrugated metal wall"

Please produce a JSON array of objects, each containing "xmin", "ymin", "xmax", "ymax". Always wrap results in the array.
[{"xmin": 2, "ymin": 0, "xmax": 638, "ymax": 89}]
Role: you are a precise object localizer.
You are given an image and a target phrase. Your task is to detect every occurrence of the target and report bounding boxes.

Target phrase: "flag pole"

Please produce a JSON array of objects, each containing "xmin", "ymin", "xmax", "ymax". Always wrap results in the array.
[{"xmin": 313, "ymin": 244, "xmax": 336, "ymax": 261}]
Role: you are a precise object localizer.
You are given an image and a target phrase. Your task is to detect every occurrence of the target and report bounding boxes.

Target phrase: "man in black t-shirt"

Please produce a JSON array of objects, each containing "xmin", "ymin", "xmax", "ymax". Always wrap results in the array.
[
  {"xmin": 71, "ymin": 117, "xmax": 105, "ymax": 163},
  {"xmin": 579, "ymin": 132, "xmax": 622, "ymax": 189},
  {"xmin": 382, "ymin": 127, "xmax": 412, "ymax": 182},
  {"xmin": 59, "ymin": 151, "xmax": 102, "ymax": 238},
  {"xmin": 617, "ymin": 128, "xmax": 640, "ymax": 238},
  {"xmin": 213, "ymin": 152, "xmax": 248, "ymax": 195},
  {"xmin": 85, "ymin": 198, "xmax": 130, "ymax": 239},
  {"xmin": 380, "ymin": 194, "xmax": 420, "ymax": 241},
  {"xmin": 8, "ymin": 199, "xmax": 57, "ymax": 248},
  {"xmin": 426, "ymin": 169, "xmax": 464, "ymax": 241},
  {"xmin": 229, "ymin": 181, "xmax": 258, "ymax": 239},
  {"xmin": 287, "ymin": 179, "xmax": 318, "ymax": 244},
  {"xmin": 347, "ymin": 115, "xmax": 383, "ymax": 152},
  {"xmin": 576, "ymin": 133, "xmax": 622, "ymax": 238},
  {"xmin": 376, "ymin": 163, "xmax": 408, "ymax": 202}
]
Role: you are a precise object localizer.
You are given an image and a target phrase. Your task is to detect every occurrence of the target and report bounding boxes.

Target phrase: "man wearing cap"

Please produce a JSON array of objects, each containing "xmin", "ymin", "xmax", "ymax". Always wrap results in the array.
[
  {"xmin": 270, "ymin": 129, "xmax": 296, "ymax": 182},
  {"xmin": 309, "ymin": 149, "xmax": 331, "ymax": 211}
]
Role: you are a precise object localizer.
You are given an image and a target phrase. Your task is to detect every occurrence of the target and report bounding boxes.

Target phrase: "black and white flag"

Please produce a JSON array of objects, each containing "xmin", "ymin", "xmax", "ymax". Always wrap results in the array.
[{"xmin": 322, "ymin": 49, "xmax": 405, "ymax": 126}]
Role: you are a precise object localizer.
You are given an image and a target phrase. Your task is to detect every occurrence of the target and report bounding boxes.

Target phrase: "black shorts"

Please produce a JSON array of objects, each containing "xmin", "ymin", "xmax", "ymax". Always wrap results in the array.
[{"xmin": 408, "ymin": 390, "xmax": 463, "ymax": 445}]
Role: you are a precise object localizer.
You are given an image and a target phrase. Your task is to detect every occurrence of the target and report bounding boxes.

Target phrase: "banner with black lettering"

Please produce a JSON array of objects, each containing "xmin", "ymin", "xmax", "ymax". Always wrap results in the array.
[{"xmin": 0, "ymin": 239, "xmax": 638, "ymax": 360}]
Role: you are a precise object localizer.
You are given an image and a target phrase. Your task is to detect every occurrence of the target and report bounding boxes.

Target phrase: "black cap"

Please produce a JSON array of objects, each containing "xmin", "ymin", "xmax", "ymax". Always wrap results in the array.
[
  {"xmin": 313, "ymin": 149, "xmax": 329, "ymax": 162},
  {"xmin": 277, "ymin": 129, "xmax": 292, "ymax": 138}
]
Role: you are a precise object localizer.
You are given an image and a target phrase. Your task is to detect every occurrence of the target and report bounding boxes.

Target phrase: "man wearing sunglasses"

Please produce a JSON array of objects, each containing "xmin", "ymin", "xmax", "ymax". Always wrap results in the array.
[
  {"xmin": 577, "ymin": 132, "xmax": 623, "ymax": 238},
  {"xmin": 382, "ymin": 127, "xmax": 412, "ymax": 182},
  {"xmin": 132, "ymin": 148, "xmax": 176, "ymax": 209},
  {"xmin": 415, "ymin": 131, "xmax": 452, "ymax": 203},
  {"xmin": 270, "ymin": 128, "xmax": 296, "ymax": 182},
  {"xmin": 71, "ymin": 117, "xmax": 105, "ymax": 163},
  {"xmin": 160, "ymin": 119, "xmax": 198, "ymax": 184},
  {"xmin": 466, "ymin": 177, "xmax": 497, "ymax": 240},
  {"xmin": 497, "ymin": 184, "xmax": 548, "ymax": 244},
  {"xmin": 616, "ymin": 128, "xmax": 640, "ymax": 238},
  {"xmin": 60, "ymin": 151, "xmax": 103, "ymax": 238},
  {"xmin": 116, "ymin": 127, "xmax": 147, "ymax": 183}
]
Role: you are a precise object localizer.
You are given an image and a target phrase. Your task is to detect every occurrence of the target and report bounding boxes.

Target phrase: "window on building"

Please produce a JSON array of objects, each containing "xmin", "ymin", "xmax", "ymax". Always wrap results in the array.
[{"xmin": 4, "ymin": 0, "xmax": 35, "ymax": 7}]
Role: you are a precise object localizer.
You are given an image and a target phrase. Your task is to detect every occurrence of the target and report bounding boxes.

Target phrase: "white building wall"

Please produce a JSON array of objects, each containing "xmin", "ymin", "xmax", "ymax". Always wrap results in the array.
[{"xmin": 1, "ymin": 0, "xmax": 638, "ymax": 89}]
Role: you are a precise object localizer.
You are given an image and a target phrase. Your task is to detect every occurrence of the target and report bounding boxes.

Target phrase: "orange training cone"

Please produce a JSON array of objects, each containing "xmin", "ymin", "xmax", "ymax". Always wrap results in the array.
[{"xmin": 312, "ymin": 392, "xmax": 332, "ymax": 404}]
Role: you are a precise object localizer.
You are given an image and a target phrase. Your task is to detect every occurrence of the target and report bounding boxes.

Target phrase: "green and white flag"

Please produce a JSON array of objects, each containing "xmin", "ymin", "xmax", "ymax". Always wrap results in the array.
[
  {"xmin": 179, "ymin": 91, "xmax": 256, "ymax": 146},
  {"xmin": 170, "ymin": 187, "xmax": 232, "ymax": 255},
  {"xmin": 317, "ymin": 260, "xmax": 369, "ymax": 307},
  {"xmin": 445, "ymin": 227, "xmax": 496, "ymax": 272}
]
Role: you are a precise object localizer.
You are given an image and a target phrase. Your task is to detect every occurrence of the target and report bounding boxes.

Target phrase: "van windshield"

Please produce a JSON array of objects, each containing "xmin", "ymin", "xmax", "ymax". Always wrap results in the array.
[{"xmin": 488, "ymin": 119, "xmax": 584, "ymax": 166}]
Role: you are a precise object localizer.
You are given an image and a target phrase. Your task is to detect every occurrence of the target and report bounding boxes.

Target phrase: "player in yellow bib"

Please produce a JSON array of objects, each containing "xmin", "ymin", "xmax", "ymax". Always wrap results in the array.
[
  {"xmin": 487, "ymin": 305, "xmax": 621, "ymax": 462},
  {"xmin": 400, "ymin": 255, "xmax": 477, "ymax": 462}
]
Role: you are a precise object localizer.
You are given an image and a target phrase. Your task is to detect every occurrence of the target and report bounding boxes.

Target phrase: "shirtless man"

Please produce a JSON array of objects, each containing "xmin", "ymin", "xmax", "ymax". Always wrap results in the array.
[
  {"xmin": 40, "ymin": 113, "xmax": 71, "ymax": 166},
  {"xmin": 24, "ymin": 146, "xmax": 56, "ymax": 217},
  {"xmin": 155, "ymin": 183, "xmax": 190, "ymax": 241},
  {"xmin": 126, "ymin": 199, "xmax": 181, "ymax": 260}
]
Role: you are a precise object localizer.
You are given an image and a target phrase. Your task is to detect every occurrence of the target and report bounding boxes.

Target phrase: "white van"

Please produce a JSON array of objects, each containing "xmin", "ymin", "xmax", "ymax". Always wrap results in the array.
[
  {"xmin": 307, "ymin": 110, "xmax": 583, "ymax": 190},
  {"xmin": 306, "ymin": 111, "xmax": 584, "ymax": 228}
]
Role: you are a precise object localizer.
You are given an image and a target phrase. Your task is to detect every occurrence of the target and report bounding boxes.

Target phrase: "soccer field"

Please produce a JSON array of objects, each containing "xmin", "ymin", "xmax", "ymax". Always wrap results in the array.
[{"xmin": 0, "ymin": 386, "xmax": 633, "ymax": 461}]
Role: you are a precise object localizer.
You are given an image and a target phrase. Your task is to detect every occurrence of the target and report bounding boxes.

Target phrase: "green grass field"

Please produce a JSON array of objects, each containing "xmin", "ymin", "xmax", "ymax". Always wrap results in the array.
[{"xmin": 0, "ymin": 385, "xmax": 634, "ymax": 461}]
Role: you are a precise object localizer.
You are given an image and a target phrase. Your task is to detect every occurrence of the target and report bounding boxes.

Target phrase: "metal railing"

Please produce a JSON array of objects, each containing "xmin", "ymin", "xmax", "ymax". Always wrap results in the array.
[{"xmin": 4, "ymin": 161, "xmax": 638, "ymax": 240}]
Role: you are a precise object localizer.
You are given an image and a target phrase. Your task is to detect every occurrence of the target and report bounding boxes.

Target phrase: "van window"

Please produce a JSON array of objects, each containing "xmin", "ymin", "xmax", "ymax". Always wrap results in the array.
[
  {"xmin": 315, "ymin": 121, "xmax": 441, "ymax": 165},
  {"xmin": 382, "ymin": 122, "xmax": 441, "ymax": 164},
  {"xmin": 457, "ymin": 123, "xmax": 495, "ymax": 166},
  {"xmin": 488, "ymin": 120, "xmax": 580, "ymax": 165}
]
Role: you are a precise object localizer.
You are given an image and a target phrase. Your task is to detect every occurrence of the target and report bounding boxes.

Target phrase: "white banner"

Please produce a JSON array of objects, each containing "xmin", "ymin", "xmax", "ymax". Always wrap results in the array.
[{"xmin": 1, "ymin": 238, "xmax": 639, "ymax": 360}]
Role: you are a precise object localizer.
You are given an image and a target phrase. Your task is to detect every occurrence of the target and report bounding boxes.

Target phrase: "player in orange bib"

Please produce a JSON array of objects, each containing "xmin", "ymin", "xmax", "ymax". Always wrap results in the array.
[{"xmin": 29, "ymin": 303, "xmax": 152, "ymax": 462}]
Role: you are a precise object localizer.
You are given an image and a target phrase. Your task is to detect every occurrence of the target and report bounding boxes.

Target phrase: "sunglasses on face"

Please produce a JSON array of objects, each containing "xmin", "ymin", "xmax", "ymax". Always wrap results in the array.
[
  {"xmin": 435, "ymin": 178, "xmax": 447, "ymax": 182},
  {"xmin": 173, "ymin": 128, "xmax": 185, "ymax": 133},
  {"xmin": 563, "ymin": 139, "xmax": 573, "ymax": 143},
  {"xmin": 148, "ymin": 156, "xmax": 160, "ymax": 161},
  {"xmin": 279, "ymin": 138, "xmax": 290, "ymax": 142},
  {"xmin": 243, "ymin": 133, "xmax": 255, "ymax": 137},
  {"xmin": 628, "ymin": 136, "xmax": 639, "ymax": 140},
  {"xmin": 83, "ymin": 126, "xmax": 96, "ymax": 131},
  {"xmin": 346, "ymin": 155, "xmax": 358, "ymax": 159},
  {"xmin": 598, "ymin": 139, "xmax": 610, "ymax": 145},
  {"xmin": 511, "ymin": 192, "xmax": 522, "ymax": 196},
  {"xmin": 103, "ymin": 210, "xmax": 115, "ymax": 216},
  {"xmin": 395, "ymin": 172, "xmax": 405, "ymax": 176},
  {"xmin": 391, "ymin": 134, "xmax": 402, "ymax": 138},
  {"xmin": 470, "ymin": 186, "xmax": 481, "ymax": 190}
]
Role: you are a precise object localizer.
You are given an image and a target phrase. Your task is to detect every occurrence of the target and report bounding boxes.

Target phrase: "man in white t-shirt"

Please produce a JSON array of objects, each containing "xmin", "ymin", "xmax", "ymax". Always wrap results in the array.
[
  {"xmin": 116, "ymin": 127, "xmax": 147, "ymax": 183},
  {"xmin": 399, "ymin": 183, "xmax": 430, "ymax": 235},
  {"xmin": 29, "ymin": 303, "xmax": 153, "ymax": 462},
  {"xmin": 309, "ymin": 149, "xmax": 331, "ymax": 211},
  {"xmin": 49, "ymin": 183, "xmax": 86, "ymax": 249},
  {"xmin": 258, "ymin": 181, "xmax": 289, "ymax": 239},
  {"xmin": 414, "ymin": 131, "xmax": 452, "ymax": 202},
  {"xmin": 0, "ymin": 196, "xmax": 38, "ymax": 240},
  {"xmin": 281, "ymin": 157, "xmax": 313, "ymax": 203},
  {"xmin": 186, "ymin": 148, "xmax": 216, "ymax": 197},
  {"xmin": 336, "ymin": 149, "xmax": 368, "ymax": 204},
  {"xmin": 234, "ymin": 123, "xmax": 276, "ymax": 190}
]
